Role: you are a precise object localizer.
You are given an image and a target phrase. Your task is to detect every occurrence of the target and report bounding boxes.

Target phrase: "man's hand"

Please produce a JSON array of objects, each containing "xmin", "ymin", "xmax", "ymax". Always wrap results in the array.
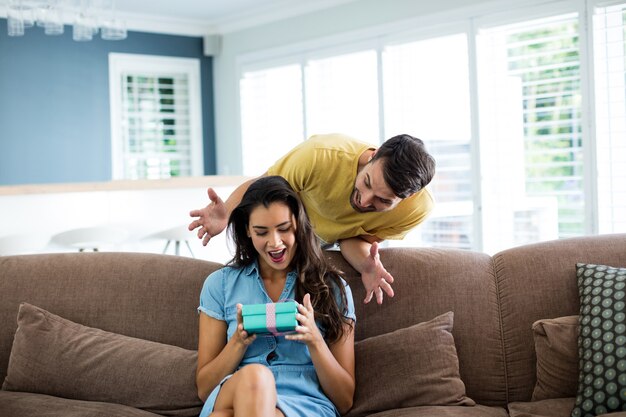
[
  {"xmin": 360, "ymin": 242, "xmax": 394, "ymax": 304},
  {"xmin": 188, "ymin": 187, "xmax": 229, "ymax": 246}
]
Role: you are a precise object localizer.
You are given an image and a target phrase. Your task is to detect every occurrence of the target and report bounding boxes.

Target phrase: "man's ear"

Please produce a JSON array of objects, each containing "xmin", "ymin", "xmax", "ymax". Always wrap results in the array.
[{"xmin": 368, "ymin": 149, "xmax": 377, "ymax": 162}]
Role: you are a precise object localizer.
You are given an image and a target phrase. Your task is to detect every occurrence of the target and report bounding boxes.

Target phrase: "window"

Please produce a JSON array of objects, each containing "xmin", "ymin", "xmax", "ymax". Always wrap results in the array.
[
  {"xmin": 383, "ymin": 34, "xmax": 473, "ymax": 249},
  {"xmin": 236, "ymin": 0, "xmax": 626, "ymax": 252},
  {"xmin": 239, "ymin": 50, "xmax": 380, "ymax": 177},
  {"xmin": 109, "ymin": 54, "xmax": 203, "ymax": 180},
  {"xmin": 593, "ymin": 3, "xmax": 626, "ymax": 233},
  {"xmin": 239, "ymin": 64, "xmax": 304, "ymax": 176},
  {"xmin": 477, "ymin": 13, "xmax": 583, "ymax": 252},
  {"xmin": 305, "ymin": 50, "xmax": 380, "ymax": 139}
]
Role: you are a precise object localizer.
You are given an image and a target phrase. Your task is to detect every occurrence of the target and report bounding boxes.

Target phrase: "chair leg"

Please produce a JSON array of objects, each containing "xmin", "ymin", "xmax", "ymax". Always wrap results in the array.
[
  {"xmin": 185, "ymin": 240, "xmax": 195, "ymax": 258},
  {"xmin": 175, "ymin": 241, "xmax": 180, "ymax": 256},
  {"xmin": 163, "ymin": 240, "xmax": 172, "ymax": 254}
]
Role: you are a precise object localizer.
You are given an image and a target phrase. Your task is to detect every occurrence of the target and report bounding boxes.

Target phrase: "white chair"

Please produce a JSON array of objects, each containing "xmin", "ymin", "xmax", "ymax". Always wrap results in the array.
[
  {"xmin": 0, "ymin": 233, "xmax": 49, "ymax": 256},
  {"xmin": 50, "ymin": 226, "xmax": 129, "ymax": 252},
  {"xmin": 145, "ymin": 224, "xmax": 195, "ymax": 257}
]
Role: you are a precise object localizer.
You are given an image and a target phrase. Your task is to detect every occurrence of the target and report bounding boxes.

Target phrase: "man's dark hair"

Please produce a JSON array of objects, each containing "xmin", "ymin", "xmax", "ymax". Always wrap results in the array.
[{"xmin": 370, "ymin": 134, "xmax": 436, "ymax": 198}]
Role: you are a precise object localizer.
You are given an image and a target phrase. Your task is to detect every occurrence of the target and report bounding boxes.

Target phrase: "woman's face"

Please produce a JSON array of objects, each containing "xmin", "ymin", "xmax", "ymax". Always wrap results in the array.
[{"xmin": 247, "ymin": 202, "xmax": 297, "ymax": 273}]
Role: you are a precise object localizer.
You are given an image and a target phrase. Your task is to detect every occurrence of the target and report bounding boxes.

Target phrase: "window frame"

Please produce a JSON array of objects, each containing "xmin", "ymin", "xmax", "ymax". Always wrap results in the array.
[
  {"xmin": 234, "ymin": 0, "xmax": 625, "ymax": 252},
  {"xmin": 108, "ymin": 53, "xmax": 204, "ymax": 180}
]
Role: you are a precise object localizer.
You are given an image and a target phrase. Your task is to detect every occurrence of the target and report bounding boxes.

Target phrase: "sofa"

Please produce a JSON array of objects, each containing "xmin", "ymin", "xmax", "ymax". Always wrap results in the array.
[{"xmin": 1, "ymin": 234, "xmax": 625, "ymax": 417}]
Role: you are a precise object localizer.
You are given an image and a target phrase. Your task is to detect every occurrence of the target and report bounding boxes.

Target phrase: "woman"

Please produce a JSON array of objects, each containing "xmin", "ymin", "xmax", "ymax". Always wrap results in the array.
[{"xmin": 196, "ymin": 175, "xmax": 356, "ymax": 417}]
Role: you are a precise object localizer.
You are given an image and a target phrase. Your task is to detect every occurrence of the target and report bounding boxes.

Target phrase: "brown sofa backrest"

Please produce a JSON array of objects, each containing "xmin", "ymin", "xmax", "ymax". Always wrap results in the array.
[
  {"xmin": 494, "ymin": 234, "xmax": 626, "ymax": 403},
  {"xmin": 0, "ymin": 252, "xmax": 222, "ymax": 384},
  {"xmin": 325, "ymin": 247, "xmax": 507, "ymax": 406},
  {"xmin": 2, "ymin": 234, "xmax": 625, "ymax": 407}
]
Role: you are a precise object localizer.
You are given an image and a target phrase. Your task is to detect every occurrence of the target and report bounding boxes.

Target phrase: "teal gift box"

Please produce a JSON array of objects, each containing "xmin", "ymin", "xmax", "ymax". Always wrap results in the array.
[{"xmin": 242, "ymin": 301, "xmax": 298, "ymax": 335}]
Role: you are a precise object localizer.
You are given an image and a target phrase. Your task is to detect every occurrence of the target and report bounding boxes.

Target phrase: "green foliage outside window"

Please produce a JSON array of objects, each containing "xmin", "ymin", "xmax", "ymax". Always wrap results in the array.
[{"xmin": 507, "ymin": 18, "xmax": 584, "ymax": 237}]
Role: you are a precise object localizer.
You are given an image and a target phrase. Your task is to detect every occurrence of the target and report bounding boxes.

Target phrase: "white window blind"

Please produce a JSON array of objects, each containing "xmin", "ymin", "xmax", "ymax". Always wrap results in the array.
[
  {"xmin": 305, "ymin": 50, "xmax": 379, "ymax": 139},
  {"xmin": 237, "ymin": 4, "xmax": 626, "ymax": 251},
  {"xmin": 383, "ymin": 34, "xmax": 474, "ymax": 249},
  {"xmin": 109, "ymin": 54, "xmax": 203, "ymax": 180},
  {"xmin": 477, "ymin": 13, "xmax": 583, "ymax": 252},
  {"xmin": 593, "ymin": 2, "xmax": 626, "ymax": 233},
  {"xmin": 239, "ymin": 64, "xmax": 304, "ymax": 176}
]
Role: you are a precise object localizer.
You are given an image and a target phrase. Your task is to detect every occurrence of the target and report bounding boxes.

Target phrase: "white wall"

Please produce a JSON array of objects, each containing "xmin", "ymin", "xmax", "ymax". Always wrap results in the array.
[{"xmin": 0, "ymin": 179, "xmax": 246, "ymax": 263}]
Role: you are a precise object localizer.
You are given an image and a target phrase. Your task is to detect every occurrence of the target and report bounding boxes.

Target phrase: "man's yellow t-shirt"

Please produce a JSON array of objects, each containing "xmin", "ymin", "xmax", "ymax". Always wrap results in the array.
[{"xmin": 267, "ymin": 133, "xmax": 434, "ymax": 244}]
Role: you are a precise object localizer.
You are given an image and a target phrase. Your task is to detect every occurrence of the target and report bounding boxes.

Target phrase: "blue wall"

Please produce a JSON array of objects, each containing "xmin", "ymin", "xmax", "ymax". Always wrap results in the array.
[{"xmin": 0, "ymin": 19, "xmax": 215, "ymax": 185}]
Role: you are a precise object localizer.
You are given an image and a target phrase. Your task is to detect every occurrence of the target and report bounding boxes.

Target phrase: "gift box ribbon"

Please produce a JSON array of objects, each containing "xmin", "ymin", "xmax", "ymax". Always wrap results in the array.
[
  {"xmin": 265, "ymin": 299, "xmax": 297, "ymax": 336},
  {"xmin": 266, "ymin": 302, "xmax": 279, "ymax": 335}
]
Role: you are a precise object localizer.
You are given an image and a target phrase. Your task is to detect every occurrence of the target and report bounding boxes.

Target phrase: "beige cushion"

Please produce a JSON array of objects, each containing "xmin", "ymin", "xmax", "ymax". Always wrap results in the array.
[
  {"xmin": 531, "ymin": 315, "xmax": 579, "ymax": 401},
  {"xmin": 2, "ymin": 303, "xmax": 202, "ymax": 417},
  {"xmin": 346, "ymin": 311, "xmax": 475, "ymax": 417}
]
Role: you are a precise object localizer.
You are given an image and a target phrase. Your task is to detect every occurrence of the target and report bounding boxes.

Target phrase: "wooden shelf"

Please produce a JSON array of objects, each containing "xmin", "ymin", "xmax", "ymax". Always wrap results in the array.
[{"xmin": 0, "ymin": 176, "xmax": 250, "ymax": 196}]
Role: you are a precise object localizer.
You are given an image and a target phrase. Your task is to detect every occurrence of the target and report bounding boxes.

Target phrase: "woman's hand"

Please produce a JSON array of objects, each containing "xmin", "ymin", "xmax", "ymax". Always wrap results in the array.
[
  {"xmin": 285, "ymin": 294, "xmax": 324, "ymax": 348},
  {"xmin": 233, "ymin": 303, "xmax": 256, "ymax": 346}
]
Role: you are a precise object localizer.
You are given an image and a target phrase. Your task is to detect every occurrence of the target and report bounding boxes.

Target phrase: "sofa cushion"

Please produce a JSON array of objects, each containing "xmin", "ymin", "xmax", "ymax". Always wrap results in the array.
[
  {"xmin": 345, "ymin": 311, "xmax": 475, "ymax": 417},
  {"xmin": 508, "ymin": 398, "xmax": 576, "ymax": 417},
  {"xmin": 571, "ymin": 263, "xmax": 626, "ymax": 417},
  {"xmin": 1, "ymin": 303, "xmax": 203, "ymax": 417},
  {"xmin": 0, "ymin": 390, "xmax": 162, "ymax": 417},
  {"xmin": 509, "ymin": 399, "xmax": 626, "ymax": 417},
  {"xmin": 364, "ymin": 404, "xmax": 508, "ymax": 417},
  {"xmin": 531, "ymin": 315, "xmax": 579, "ymax": 400}
]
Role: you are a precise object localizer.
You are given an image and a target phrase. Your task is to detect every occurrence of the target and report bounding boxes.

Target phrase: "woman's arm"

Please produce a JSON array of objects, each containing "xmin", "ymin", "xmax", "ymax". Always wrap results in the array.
[
  {"xmin": 286, "ymin": 294, "xmax": 355, "ymax": 414},
  {"xmin": 312, "ymin": 321, "xmax": 355, "ymax": 414},
  {"xmin": 196, "ymin": 305, "xmax": 257, "ymax": 401}
]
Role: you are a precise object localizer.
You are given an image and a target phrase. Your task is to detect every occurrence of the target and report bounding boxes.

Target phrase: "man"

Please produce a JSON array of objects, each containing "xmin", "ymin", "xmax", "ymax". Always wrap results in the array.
[{"xmin": 189, "ymin": 133, "xmax": 435, "ymax": 304}]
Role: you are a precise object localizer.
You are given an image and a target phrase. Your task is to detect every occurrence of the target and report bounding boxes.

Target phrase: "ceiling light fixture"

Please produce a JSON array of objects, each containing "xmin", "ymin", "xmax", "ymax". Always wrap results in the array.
[{"xmin": 6, "ymin": 0, "xmax": 127, "ymax": 41}]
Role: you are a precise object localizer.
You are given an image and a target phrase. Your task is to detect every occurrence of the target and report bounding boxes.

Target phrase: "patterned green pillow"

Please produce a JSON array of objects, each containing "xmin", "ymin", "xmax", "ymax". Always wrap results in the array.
[{"xmin": 571, "ymin": 263, "xmax": 626, "ymax": 417}]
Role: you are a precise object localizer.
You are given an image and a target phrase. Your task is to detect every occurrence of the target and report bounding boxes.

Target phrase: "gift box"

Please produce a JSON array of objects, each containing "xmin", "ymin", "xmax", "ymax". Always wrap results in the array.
[{"xmin": 242, "ymin": 301, "xmax": 298, "ymax": 335}]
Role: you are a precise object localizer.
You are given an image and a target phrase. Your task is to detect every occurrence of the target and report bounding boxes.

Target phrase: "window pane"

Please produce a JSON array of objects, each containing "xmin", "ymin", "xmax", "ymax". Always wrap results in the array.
[
  {"xmin": 383, "ymin": 33, "xmax": 474, "ymax": 249},
  {"xmin": 121, "ymin": 73, "xmax": 193, "ymax": 180},
  {"xmin": 240, "ymin": 65, "xmax": 304, "ymax": 176},
  {"xmin": 110, "ymin": 54, "xmax": 202, "ymax": 181},
  {"xmin": 593, "ymin": 3, "xmax": 626, "ymax": 233},
  {"xmin": 477, "ymin": 13, "xmax": 582, "ymax": 253},
  {"xmin": 305, "ymin": 50, "xmax": 379, "ymax": 140}
]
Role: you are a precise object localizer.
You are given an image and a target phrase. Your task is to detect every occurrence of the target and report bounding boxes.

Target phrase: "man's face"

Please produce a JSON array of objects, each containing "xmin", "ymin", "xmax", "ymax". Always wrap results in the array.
[{"xmin": 350, "ymin": 159, "xmax": 402, "ymax": 213}]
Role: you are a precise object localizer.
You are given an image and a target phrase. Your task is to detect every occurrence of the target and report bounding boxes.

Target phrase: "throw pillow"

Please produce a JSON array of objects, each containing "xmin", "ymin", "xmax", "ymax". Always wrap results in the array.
[
  {"xmin": 571, "ymin": 263, "xmax": 626, "ymax": 417},
  {"xmin": 2, "ymin": 303, "xmax": 202, "ymax": 417},
  {"xmin": 532, "ymin": 315, "xmax": 579, "ymax": 401},
  {"xmin": 345, "ymin": 311, "xmax": 475, "ymax": 417}
]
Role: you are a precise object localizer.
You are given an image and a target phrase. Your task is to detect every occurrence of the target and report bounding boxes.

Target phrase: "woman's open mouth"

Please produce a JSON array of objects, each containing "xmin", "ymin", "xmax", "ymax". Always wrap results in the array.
[{"xmin": 268, "ymin": 248, "xmax": 286, "ymax": 263}]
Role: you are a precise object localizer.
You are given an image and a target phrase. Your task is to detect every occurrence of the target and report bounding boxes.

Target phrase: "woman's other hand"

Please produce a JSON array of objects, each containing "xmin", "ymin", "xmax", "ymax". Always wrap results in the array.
[
  {"xmin": 286, "ymin": 294, "xmax": 324, "ymax": 348},
  {"xmin": 234, "ymin": 303, "xmax": 257, "ymax": 346}
]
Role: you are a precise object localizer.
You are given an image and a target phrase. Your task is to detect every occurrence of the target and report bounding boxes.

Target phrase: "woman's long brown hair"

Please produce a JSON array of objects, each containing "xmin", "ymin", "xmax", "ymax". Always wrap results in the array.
[{"xmin": 227, "ymin": 175, "xmax": 352, "ymax": 343}]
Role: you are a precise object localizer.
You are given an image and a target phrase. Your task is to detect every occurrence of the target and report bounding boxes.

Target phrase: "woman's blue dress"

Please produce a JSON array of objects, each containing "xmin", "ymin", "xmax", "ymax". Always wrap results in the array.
[{"xmin": 197, "ymin": 261, "xmax": 355, "ymax": 417}]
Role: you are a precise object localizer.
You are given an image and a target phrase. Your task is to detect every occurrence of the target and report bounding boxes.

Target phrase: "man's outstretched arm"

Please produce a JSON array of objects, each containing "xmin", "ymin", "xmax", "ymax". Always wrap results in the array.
[
  {"xmin": 338, "ymin": 236, "xmax": 394, "ymax": 305},
  {"xmin": 188, "ymin": 174, "xmax": 266, "ymax": 245}
]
